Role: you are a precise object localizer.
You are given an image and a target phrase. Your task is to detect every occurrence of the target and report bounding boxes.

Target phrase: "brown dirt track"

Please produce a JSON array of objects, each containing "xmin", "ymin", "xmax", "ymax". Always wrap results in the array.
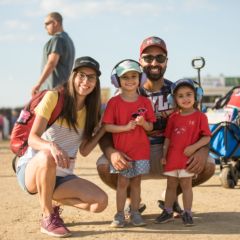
[{"xmin": 0, "ymin": 140, "xmax": 240, "ymax": 240}]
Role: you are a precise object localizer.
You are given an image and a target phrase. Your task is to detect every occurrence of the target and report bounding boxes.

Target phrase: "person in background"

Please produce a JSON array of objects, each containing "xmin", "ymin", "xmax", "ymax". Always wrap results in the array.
[
  {"xmin": 16, "ymin": 56, "xmax": 107, "ymax": 238},
  {"xmin": 155, "ymin": 78, "xmax": 211, "ymax": 226},
  {"xmin": 0, "ymin": 113, "xmax": 3, "ymax": 141},
  {"xmin": 32, "ymin": 12, "xmax": 75, "ymax": 96},
  {"xmin": 103, "ymin": 59, "xmax": 156, "ymax": 227}
]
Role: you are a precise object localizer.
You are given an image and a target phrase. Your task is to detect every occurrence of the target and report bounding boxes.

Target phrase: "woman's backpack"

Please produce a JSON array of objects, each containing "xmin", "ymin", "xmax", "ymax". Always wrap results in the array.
[{"xmin": 10, "ymin": 89, "xmax": 64, "ymax": 172}]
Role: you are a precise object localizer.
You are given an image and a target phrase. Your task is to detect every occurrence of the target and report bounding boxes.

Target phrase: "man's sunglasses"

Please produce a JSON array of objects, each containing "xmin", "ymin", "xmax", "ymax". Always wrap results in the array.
[{"xmin": 141, "ymin": 54, "xmax": 167, "ymax": 64}]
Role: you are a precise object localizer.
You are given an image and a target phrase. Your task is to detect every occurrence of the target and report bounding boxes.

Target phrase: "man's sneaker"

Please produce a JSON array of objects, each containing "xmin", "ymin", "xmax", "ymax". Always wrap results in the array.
[
  {"xmin": 130, "ymin": 211, "xmax": 146, "ymax": 227},
  {"xmin": 138, "ymin": 203, "xmax": 147, "ymax": 213},
  {"xmin": 124, "ymin": 203, "xmax": 146, "ymax": 219},
  {"xmin": 40, "ymin": 213, "xmax": 71, "ymax": 238},
  {"xmin": 154, "ymin": 209, "xmax": 174, "ymax": 224},
  {"xmin": 110, "ymin": 212, "xmax": 126, "ymax": 228},
  {"xmin": 158, "ymin": 200, "xmax": 183, "ymax": 215},
  {"xmin": 182, "ymin": 212, "xmax": 195, "ymax": 227}
]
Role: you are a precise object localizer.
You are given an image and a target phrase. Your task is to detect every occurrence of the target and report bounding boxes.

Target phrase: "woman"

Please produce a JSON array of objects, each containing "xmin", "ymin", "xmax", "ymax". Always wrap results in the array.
[{"xmin": 16, "ymin": 56, "xmax": 108, "ymax": 238}]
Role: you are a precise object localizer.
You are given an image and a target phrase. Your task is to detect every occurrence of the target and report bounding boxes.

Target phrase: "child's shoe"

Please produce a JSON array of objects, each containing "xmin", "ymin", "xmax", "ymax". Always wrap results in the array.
[
  {"xmin": 110, "ymin": 212, "xmax": 125, "ymax": 228},
  {"xmin": 182, "ymin": 211, "xmax": 195, "ymax": 227},
  {"xmin": 130, "ymin": 211, "xmax": 146, "ymax": 227},
  {"xmin": 154, "ymin": 209, "xmax": 174, "ymax": 224}
]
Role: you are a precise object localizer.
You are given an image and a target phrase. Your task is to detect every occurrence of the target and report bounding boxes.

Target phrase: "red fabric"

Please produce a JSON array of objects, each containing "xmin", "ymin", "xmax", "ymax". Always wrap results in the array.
[
  {"xmin": 103, "ymin": 95, "xmax": 156, "ymax": 161},
  {"xmin": 227, "ymin": 89, "xmax": 240, "ymax": 109},
  {"xmin": 164, "ymin": 110, "xmax": 211, "ymax": 171},
  {"xmin": 10, "ymin": 89, "xmax": 64, "ymax": 156},
  {"xmin": 0, "ymin": 116, "xmax": 3, "ymax": 126}
]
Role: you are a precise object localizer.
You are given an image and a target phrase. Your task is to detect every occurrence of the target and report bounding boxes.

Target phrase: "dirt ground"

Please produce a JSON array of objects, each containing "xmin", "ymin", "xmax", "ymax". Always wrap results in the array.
[{"xmin": 1, "ymin": 140, "xmax": 240, "ymax": 240}]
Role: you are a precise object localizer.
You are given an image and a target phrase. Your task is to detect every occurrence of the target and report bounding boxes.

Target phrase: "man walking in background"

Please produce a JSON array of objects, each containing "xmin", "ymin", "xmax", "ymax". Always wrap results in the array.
[{"xmin": 32, "ymin": 12, "xmax": 75, "ymax": 96}]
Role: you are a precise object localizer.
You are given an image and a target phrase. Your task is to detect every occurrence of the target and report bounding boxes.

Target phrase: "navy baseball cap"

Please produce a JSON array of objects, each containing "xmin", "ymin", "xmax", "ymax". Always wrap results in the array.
[
  {"xmin": 73, "ymin": 56, "xmax": 101, "ymax": 76},
  {"xmin": 171, "ymin": 78, "xmax": 195, "ymax": 94}
]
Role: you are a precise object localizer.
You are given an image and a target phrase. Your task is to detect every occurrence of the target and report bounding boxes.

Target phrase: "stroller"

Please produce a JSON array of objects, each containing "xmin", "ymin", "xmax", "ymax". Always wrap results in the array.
[{"xmin": 206, "ymin": 86, "xmax": 240, "ymax": 188}]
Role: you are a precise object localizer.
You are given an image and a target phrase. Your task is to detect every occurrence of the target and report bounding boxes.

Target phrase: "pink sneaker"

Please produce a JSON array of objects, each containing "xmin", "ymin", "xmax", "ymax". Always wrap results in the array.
[
  {"xmin": 53, "ymin": 205, "xmax": 64, "ymax": 223},
  {"xmin": 40, "ymin": 213, "xmax": 71, "ymax": 238}
]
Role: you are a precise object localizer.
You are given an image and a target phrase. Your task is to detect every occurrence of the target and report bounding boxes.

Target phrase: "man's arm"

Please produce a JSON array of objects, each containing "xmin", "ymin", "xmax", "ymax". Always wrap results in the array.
[
  {"xmin": 186, "ymin": 145, "xmax": 209, "ymax": 174},
  {"xmin": 184, "ymin": 136, "xmax": 211, "ymax": 157},
  {"xmin": 32, "ymin": 52, "xmax": 60, "ymax": 96}
]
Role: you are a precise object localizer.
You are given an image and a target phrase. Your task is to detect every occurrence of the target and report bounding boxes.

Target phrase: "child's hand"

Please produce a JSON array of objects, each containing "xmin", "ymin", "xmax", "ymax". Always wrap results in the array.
[
  {"xmin": 161, "ymin": 157, "xmax": 166, "ymax": 165},
  {"xmin": 135, "ymin": 116, "xmax": 145, "ymax": 126},
  {"xmin": 126, "ymin": 120, "xmax": 137, "ymax": 131},
  {"xmin": 184, "ymin": 145, "xmax": 195, "ymax": 157}
]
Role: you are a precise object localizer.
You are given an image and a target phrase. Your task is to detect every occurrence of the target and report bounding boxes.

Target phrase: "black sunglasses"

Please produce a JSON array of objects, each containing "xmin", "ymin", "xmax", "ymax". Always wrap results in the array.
[
  {"xmin": 44, "ymin": 20, "xmax": 54, "ymax": 26},
  {"xmin": 141, "ymin": 54, "xmax": 167, "ymax": 64}
]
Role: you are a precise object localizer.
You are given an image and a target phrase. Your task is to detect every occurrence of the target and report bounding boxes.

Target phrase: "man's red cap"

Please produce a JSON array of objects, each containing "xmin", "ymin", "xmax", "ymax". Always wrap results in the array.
[{"xmin": 140, "ymin": 36, "xmax": 167, "ymax": 55}]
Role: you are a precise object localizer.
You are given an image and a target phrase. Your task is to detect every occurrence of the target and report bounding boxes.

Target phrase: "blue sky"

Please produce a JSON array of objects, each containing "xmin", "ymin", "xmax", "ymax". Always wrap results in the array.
[{"xmin": 0, "ymin": 0, "xmax": 239, "ymax": 108}]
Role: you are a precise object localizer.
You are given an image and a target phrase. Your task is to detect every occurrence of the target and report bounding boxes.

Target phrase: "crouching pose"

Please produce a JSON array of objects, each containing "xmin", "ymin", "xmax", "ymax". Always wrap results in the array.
[{"xmin": 16, "ymin": 56, "xmax": 108, "ymax": 238}]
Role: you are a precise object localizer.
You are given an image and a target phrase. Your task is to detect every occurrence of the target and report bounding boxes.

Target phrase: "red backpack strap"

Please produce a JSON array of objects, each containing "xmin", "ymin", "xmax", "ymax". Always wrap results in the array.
[
  {"xmin": 26, "ymin": 90, "xmax": 49, "ymax": 112},
  {"xmin": 48, "ymin": 89, "xmax": 65, "ymax": 126}
]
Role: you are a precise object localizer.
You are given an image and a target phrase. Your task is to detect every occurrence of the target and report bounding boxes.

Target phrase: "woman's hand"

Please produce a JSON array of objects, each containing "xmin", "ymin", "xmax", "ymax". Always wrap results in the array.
[{"xmin": 49, "ymin": 142, "xmax": 70, "ymax": 168}]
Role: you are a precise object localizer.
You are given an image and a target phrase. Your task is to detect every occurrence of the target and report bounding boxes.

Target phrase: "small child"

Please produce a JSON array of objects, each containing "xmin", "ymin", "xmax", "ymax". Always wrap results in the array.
[
  {"xmin": 103, "ymin": 59, "xmax": 156, "ymax": 227},
  {"xmin": 154, "ymin": 78, "xmax": 211, "ymax": 226}
]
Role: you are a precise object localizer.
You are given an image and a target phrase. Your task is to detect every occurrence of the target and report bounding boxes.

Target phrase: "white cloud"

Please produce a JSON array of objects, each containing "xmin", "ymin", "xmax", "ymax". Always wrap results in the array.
[
  {"xmin": 38, "ymin": 0, "xmax": 169, "ymax": 18},
  {"xmin": 0, "ymin": 0, "xmax": 34, "ymax": 5},
  {"xmin": 0, "ymin": 33, "xmax": 43, "ymax": 43},
  {"xmin": 4, "ymin": 19, "xmax": 29, "ymax": 30},
  {"xmin": 182, "ymin": 0, "xmax": 216, "ymax": 11},
  {"xmin": 0, "ymin": 0, "xmax": 218, "ymax": 19},
  {"xmin": 36, "ymin": 0, "xmax": 218, "ymax": 19}
]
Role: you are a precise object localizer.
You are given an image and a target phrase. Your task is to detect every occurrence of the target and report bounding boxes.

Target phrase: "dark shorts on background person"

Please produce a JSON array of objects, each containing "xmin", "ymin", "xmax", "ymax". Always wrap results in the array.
[{"xmin": 16, "ymin": 162, "xmax": 78, "ymax": 194}]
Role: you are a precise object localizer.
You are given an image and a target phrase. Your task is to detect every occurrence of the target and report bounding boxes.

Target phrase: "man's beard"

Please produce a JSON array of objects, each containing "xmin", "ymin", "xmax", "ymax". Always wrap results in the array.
[{"xmin": 143, "ymin": 66, "xmax": 166, "ymax": 81}]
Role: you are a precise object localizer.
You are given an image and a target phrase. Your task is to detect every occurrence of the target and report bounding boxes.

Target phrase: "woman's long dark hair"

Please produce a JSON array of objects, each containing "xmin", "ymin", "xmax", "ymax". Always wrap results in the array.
[{"xmin": 58, "ymin": 69, "xmax": 101, "ymax": 140}]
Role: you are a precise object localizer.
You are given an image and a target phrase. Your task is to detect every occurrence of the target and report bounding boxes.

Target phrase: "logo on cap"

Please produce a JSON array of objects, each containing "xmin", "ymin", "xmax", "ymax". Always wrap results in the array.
[{"xmin": 140, "ymin": 36, "xmax": 167, "ymax": 55}]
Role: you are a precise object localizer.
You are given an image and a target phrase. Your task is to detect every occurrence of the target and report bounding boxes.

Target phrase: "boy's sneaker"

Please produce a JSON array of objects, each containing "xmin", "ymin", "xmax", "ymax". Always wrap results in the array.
[
  {"xmin": 40, "ymin": 213, "xmax": 71, "ymax": 238},
  {"xmin": 158, "ymin": 200, "xmax": 183, "ymax": 215},
  {"xmin": 154, "ymin": 209, "xmax": 174, "ymax": 224},
  {"xmin": 110, "ymin": 212, "xmax": 126, "ymax": 228},
  {"xmin": 130, "ymin": 211, "xmax": 146, "ymax": 227},
  {"xmin": 182, "ymin": 212, "xmax": 195, "ymax": 227},
  {"xmin": 124, "ymin": 203, "xmax": 146, "ymax": 219}
]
